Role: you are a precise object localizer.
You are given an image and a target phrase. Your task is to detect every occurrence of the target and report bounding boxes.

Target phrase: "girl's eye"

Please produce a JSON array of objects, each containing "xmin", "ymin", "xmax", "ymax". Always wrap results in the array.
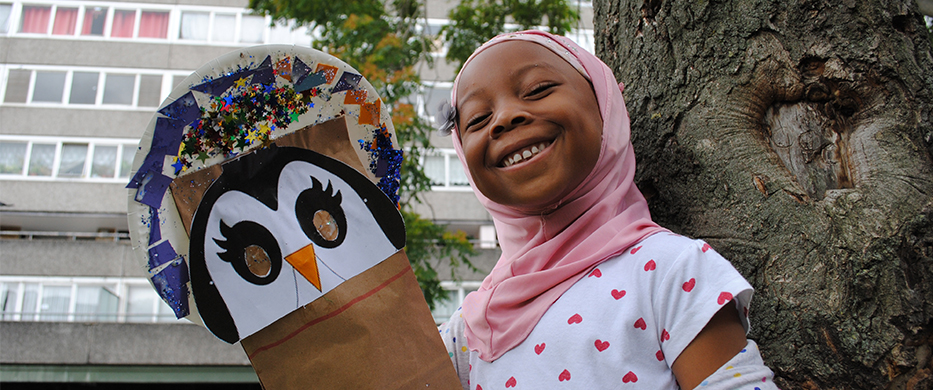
[
  {"xmin": 526, "ymin": 82, "xmax": 556, "ymax": 98},
  {"xmin": 465, "ymin": 113, "xmax": 490, "ymax": 132}
]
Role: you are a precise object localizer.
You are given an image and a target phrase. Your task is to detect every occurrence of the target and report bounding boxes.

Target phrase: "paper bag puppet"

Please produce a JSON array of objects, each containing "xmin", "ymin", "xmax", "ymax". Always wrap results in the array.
[{"xmin": 126, "ymin": 45, "xmax": 460, "ymax": 389}]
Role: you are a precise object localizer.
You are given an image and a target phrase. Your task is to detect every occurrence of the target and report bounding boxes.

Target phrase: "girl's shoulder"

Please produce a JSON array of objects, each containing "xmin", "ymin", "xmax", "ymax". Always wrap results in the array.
[{"xmin": 596, "ymin": 232, "xmax": 725, "ymax": 278}]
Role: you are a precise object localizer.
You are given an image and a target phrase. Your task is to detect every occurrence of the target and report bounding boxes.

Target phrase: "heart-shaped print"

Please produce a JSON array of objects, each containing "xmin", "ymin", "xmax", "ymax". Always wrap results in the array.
[
  {"xmin": 611, "ymin": 289, "xmax": 626, "ymax": 300},
  {"xmin": 534, "ymin": 343, "xmax": 546, "ymax": 355},
  {"xmin": 568, "ymin": 313, "xmax": 583, "ymax": 324},
  {"xmin": 718, "ymin": 291, "xmax": 733, "ymax": 305},
  {"xmin": 682, "ymin": 278, "xmax": 696, "ymax": 292},
  {"xmin": 702, "ymin": 243, "xmax": 711, "ymax": 252},
  {"xmin": 634, "ymin": 317, "xmax": 647, "ymax": 330},
  {"xmin": 661, "ymin": 329, "xmax": 670, "ymax": 342},
  {"xmin": 505, "ymin": 377, "xmax": 516, "ymax": 388},
  {"xmin": 622, "ymin": 371, "xmax": 638, "ymax": 383},
  {"xmin": 476, "ymin": 385, "xmax": 482, "ymax": 390},
  {"xmin": 589, "ymin": 268, "xmax": 602, "ymax": 278},
  {"xmin": 644, "ymin": 260, "xmax": 656, "ymax": 271},
  {"xmin": 630, "ymin": 246, "xmax": 642, "ymax": 255},
  {"xmin": 656, "ymin": 350, "xmax": 664, "ymax": 361},
  {"xmin": 558, "ymin": 369, "xmax": 571, "ymax": 382},
  {"xmin": 594, "ymin": 339, "xmax": 610, "ymax": 352}
]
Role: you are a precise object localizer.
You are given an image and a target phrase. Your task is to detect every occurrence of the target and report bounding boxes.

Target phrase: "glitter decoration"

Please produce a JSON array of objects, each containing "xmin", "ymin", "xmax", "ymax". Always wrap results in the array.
[{"xmin": 128, "ymin": 45, "xmax": 404, "ymax": 322}]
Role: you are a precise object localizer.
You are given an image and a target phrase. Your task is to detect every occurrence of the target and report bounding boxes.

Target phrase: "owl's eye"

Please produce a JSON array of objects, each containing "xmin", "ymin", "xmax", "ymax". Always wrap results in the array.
[
  {"xmin": 296, "ymin": 177, "xmax": 347, "ymax": 248},
  {"xmin": 214, "ymin": 220, "xmax": 282, "ymax": 285}
]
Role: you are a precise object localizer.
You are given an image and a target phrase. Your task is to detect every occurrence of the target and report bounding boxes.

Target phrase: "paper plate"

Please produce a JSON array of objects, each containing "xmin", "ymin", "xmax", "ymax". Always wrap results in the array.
[{"xmin": 126, "ymin": 45, "xmax": 403, "ymax": 326}]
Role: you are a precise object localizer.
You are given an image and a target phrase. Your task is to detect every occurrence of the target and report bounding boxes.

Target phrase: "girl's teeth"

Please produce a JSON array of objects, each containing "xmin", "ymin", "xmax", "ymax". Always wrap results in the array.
[{"xmin": 503, "ymin": 142, "xmax": 550, "ymax": 167}]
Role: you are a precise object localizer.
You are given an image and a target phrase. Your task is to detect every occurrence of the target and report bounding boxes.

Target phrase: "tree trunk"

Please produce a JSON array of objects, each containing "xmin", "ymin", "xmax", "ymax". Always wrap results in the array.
[{"xmin": 593, "ymin": 0, "xmax": 933, "ymax": 388}]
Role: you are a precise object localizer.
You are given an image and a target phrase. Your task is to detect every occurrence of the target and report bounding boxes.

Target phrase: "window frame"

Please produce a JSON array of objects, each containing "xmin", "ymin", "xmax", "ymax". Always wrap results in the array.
[{"xmin": 0, "ymin": 135, "xmax": 140, "ymax": 182}]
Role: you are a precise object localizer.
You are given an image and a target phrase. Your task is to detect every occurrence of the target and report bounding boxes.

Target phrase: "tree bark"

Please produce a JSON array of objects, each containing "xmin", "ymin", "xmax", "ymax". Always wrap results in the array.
[{"xmin": 593, "ymin": 0, "xmax": 933, "ymax": 388}]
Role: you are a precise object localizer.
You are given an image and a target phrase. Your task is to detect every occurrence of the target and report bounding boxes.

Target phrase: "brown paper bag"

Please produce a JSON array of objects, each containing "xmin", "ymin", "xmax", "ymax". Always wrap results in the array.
[{"xmin": 240, "ymin": 251, "xmax": 461, "ymax": 389}]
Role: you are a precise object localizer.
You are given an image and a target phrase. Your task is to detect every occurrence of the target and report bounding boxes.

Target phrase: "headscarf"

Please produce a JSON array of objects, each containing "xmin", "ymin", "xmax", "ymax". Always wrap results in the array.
[{"xmin": 449, "ymin": 30, "xmax": 667, "ymax": 362}]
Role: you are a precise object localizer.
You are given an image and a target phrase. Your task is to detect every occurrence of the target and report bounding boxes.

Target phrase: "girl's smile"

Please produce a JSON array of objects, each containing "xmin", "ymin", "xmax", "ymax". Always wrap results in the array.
[{"xmin": 456, "ymin": 41, "xmax": 603, "ymax": 211}]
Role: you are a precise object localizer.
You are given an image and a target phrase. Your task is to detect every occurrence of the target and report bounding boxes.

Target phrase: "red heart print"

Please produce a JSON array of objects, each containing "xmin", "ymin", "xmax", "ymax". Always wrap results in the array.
[
  {"xmin": 534, "ymin": 343, "xmax": 546, "ymax": 355},
  {"xmin": 661, "ymin": 329, "xmax": 670, "ymax": 342},
  {"xmin": 718, "ymin": 291, "xmax": 733, "ymax": 305},
  {"xmin": 634, "ymin": 317, "xmax": 647, "ymax": 330},
  {"xmin": 505, "ymin": 377, "xmax": 516, "ymax": 388},
  {"xmin": 589, "ymin": 268, "xmax": 602, "ymax": 277},
  {"xmin": 568, "ymin": 313, "xmax": 583, "ymax": 324},
  {"xmin": 682, "ymin": 278, "xmax": 696, "ymax": 292},
  {"xmin": 558, "ymin": 369, "xmax": 571, "ymax": 382},
  {"xmin": 630, "ymin": 245, "xmax": 642, "ymax": 255},
  {"xmin": 594, "ymin": 339, "xmax": 610, "ymax": 352},
  {"xmin": 644, "ymin": 260, "xmax": 656, "ymax": 271},
  {"xmin": 611, "ymin": 289, "xmax": 626, "ymax": 300},
  {"xmin": 702, "ymin": 243, "xmax": 711, "ymax": 252},
  {"xmin": 656, "ymin": 350, "xmax": 664, "ymax": 361},
  {"xmin": 476, "ymin": 386, "xmax": 482, "ymax": 390},
  {"xmin": 622, "ymin": 371, "xmax": 638, "ymax": 383}
]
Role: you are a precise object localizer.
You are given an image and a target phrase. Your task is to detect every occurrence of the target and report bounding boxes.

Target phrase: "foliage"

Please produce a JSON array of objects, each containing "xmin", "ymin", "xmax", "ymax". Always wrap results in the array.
[
  {"xmin": 249, "ymin": 0, "xmax": 477, "ymax": 309},
  {"xmin": 441, "ymin": 0, "xmax": 580, "ymax": 69}
]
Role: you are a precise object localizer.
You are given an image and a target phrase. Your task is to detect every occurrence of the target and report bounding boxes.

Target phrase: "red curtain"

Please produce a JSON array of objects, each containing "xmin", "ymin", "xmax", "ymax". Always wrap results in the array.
[
  {"xmin": 111, "ymin": 10, "xmax": 135, "ymax": 37},
  {"xmin": 52, "ymin": 8, "xmax": 78, "ymax": 35},
  {"xmin": 20, "ymin": 6, "xmax": 50, "ymax": 33},
  {"xmin": 138, "ymin": 11, "xmax": 169, "ymax": 39}
]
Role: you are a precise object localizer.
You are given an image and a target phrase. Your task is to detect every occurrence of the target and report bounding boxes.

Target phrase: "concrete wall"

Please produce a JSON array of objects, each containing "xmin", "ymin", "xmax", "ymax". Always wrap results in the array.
[
  {"xmin": 1, "ymin": 239, "xmax": 143, "ymax": 277},
  {"xmin": 0, "ymin": 322, "xmax": 250, "ymax": 366},
  {"xmin": 0, "ymin": 181, "xmax": 129, "ymax": 214}
]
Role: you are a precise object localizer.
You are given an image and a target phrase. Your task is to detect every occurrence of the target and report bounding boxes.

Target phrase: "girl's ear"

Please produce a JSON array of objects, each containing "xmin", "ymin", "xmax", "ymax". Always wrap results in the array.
[{"xmin": 436, "ymin": 100, "xmax": 457, "ymax": 136}]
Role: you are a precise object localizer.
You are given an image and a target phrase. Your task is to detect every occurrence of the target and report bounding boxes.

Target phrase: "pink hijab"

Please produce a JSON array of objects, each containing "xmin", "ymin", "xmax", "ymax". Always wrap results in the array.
[{"xmin": 450, "ymin": 30, "xmax": 667, "ymax": 361}]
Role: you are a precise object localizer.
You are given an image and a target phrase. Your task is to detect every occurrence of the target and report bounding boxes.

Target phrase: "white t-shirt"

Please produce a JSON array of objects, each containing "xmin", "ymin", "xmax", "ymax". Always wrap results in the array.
[{"xmin": 440, "ymin": 233, "xmax": 777, "ymax": 389}]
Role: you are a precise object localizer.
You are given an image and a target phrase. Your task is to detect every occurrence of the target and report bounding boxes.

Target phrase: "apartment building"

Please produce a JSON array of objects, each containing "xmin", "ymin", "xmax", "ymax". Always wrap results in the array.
[{"xmin": 0, "ymin": 0, "xmax": 593, "ymax": 387}]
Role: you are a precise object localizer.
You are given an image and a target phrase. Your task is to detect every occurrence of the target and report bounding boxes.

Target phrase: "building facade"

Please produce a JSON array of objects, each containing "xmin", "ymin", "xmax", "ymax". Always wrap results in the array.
[{"xmin": 0, "ymin": 0, "xmax": 593, "ymax": 387}]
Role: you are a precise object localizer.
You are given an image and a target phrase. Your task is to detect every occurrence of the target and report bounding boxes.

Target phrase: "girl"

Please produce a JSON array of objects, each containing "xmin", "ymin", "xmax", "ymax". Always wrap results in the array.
[{"xmin": 437, "ymin": 31, "xmax": 778, "ymax": 389}]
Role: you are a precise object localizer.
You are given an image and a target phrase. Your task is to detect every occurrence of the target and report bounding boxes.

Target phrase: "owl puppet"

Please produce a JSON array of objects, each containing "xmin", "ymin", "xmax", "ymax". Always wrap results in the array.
[{"xmin": 127, "ymin": 46, "xmax": 459, "ymax": 389}]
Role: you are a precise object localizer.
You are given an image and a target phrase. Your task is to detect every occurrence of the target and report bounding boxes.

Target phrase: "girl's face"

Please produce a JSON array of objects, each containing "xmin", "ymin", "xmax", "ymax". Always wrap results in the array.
[{"xmin": 456, "ymin": 41, "xmax": 603, "ymax": 211}]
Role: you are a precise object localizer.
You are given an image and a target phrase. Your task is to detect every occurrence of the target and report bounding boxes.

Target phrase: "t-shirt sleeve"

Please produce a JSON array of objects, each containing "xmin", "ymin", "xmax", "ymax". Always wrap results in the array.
[
  {"xmin": 654, "ymin": 239, "xmax": 754, "ymax": 365},
  {"xmin": 438, "ymin": 306, "xmax": 471, "ymax": 390}
]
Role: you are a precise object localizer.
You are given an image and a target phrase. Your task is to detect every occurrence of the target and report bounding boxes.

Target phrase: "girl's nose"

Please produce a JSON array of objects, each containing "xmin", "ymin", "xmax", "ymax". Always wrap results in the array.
[{"xmin": 491, "ymin": 111, "xmax": 528, "ymax": 136}]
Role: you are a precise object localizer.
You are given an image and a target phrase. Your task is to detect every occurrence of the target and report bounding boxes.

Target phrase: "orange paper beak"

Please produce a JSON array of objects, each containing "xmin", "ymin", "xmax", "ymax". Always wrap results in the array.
[{"xmin": 285, "ymin": 243, "xmax": 322, "ymax": 291}]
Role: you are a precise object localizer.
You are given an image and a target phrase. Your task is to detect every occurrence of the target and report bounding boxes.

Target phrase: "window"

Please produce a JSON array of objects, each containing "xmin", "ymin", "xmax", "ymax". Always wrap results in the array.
[
  {"xmin": 27, "ymin": 143, "xmax": 55, "ymax": 176},
  {"xmin": 3, "ymin": 69, "xmax": 30, "ymax": 103},
  {"xmin": 0, "ymin": 3, "xmax": 12, "ymax": 34},
  {"xmin": 81, "ymin": 6, "xmax": 107, "ymax": 36},
  {"xmin": 1, "ymin": 136, "xmax": 139, "ymax": 182},
  {"xmin": 0, "ymin": 141, "xmax": 27, "ymax": 174},
  {"xmin": 58, "ymin": 143, "xmax": 88, "ymax": 178},
  {"xmin": 422, "ymin": 149, "xmax": 471, "ymax": 190},
  {"xmin": 102, "ymin": 73, "xmax": 135, "ymax": 105},
  {"xmin": 422, "ymin": 84, "xmax": 452, "ymax": 119},
  {"xmin": 69, "ymin": 71, "xmax": 99, "ymax": 104},
  {"xmin": 211, "ymin": 13, "xmax": 234, "ymax": 42},
  {"xmin": 3, "ymin": 67, "xmax": 169, "ymax": 108},
  {"xmin": 90, "ymin": 145, "xmax": 117, "ymax": 178},
  {"xmin": 19, "ymin": 5, "xmax": 50, "ymax": 34},
  {"xmin": 0, "ymin": 278, "xmax": 184, "ymax": 323},
  {"xmin": 240, "ymin": 14, "xmax": 265, "ymax": 43},
  {"xmin": 138, "ymin": 10, "xmax": 169, "ymax": 39},
  {"xmin": 52, "ymin": 7, "xmax": 78, "ymax": 35},
  {"xmin": 111, "ymin": 9, "xmax": 136, "ymax": 38},
  {"xmin": 431, "ymin": 282, "xmax": 480, "ymax": 324},
  {"xmin": 32, "ymin": 71, "xmax": 66, "ymax": 102},
  {"xmin": 179, "ymin": 11, "xmax": 208, "ymax": 40}
]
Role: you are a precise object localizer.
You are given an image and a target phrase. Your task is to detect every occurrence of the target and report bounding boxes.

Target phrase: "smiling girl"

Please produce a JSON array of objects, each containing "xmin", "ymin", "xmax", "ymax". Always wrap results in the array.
[{"xmin": 437, "ymin": 31, "xmax": 778, "ymax": 389}]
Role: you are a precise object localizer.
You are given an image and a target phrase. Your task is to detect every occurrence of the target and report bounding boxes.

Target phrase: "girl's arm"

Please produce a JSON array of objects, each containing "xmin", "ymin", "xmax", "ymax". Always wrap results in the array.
[{"xmin": 672, "ymin": 304, "xmax": 778, "ymax": 389}]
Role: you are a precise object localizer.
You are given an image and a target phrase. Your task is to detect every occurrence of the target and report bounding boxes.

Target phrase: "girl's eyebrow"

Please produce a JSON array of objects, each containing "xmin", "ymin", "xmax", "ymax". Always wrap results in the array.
[{"xmin": 457, "ymin": 61, "xmax": 558, "ymax": 108}]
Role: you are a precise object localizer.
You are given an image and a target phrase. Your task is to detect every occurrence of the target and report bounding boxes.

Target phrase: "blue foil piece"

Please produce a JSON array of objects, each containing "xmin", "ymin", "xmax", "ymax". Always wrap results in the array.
[
  {"xmin": 250, "ymin": 56, "xmax": 275, "ymax": 86},
  {"xmin": 292, "ymin": 57, "xmax": 312, "ymax": 83},
  {"xmin": 151, "ymin": 257, "xmax": 191, "ymax": 319},
  {"xmin": 295, "ymin": 71, "xmax": 326, "ymax": 92},
  {"xmin": 332, "ymin": 72, "xmax": 362, "ymax": 93},
  {"xmin": 148, "ymin": 207, "xmax": 162, "ymax": 246},
  {"xmin": 158, "ymin": 92, "xmax": 200, "ymax": 123},
  {"xmin": 126, "ymin": 155, "xmax": 164, "ymax": 189},
  {"xmin": 147, "ymin": 240, "xmax": 178, "ymax": 269},
  {"xmin": 135, "ymin": 171, "xmax": 173, "ymax": 209},
  {"xmin": 150, "ymin": 117, "xmax": 187, "ymax": 156}
]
